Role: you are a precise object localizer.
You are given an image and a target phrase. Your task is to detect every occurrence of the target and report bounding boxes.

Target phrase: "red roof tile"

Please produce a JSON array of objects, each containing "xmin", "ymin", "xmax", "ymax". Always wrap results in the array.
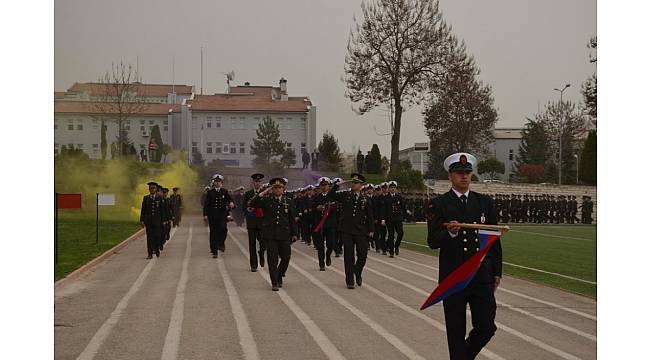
[
  {"xmin": 54, "ymin": 101, "xmax": 180, "ymax": 115},
  {"xmin": 189, "ymin": 89, "xmax": 312, "ymax": 113},
  {"xmin": 68, "ymin": 82, "xmax": 193, "ymax": 97}
]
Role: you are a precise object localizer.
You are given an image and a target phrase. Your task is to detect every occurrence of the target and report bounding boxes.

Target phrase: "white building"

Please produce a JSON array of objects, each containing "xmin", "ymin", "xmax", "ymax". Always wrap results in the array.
[{"xmin": 180, "ymin": 78, "xmax": 317, "ymax": 168}]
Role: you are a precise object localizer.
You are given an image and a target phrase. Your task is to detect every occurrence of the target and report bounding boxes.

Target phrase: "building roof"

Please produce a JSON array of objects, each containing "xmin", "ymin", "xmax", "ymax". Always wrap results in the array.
[
  {"xmin": 493, "ymin": 128, "xmax": 523, "ymax": 140},
  {"xmin": 67, "ymin": 82, "xmax": 193, "ymax": 97},
  {"xmin": 188, "ymin": 87, "xmax": 312, "ymax": 113},
  {"xmin": 54, "ymin": 92, "xmax": 66, "ymax": 99},
  {"xmin": 54, "ymin": 101, "xmax": 180, "ymax": 115}
]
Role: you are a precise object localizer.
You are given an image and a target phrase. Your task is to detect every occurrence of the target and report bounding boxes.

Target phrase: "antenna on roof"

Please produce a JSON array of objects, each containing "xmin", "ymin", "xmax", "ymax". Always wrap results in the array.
[
  {"xmin": 224, "ymin": 70, "xmax": 235, "ymax": 94},
  {"xmin": 200, "ymin": 47, "xmax": 203, "ymax": 95},
  {"xmin": 172, "ymin": 56, "xmax": 175, "ymax": 95}
]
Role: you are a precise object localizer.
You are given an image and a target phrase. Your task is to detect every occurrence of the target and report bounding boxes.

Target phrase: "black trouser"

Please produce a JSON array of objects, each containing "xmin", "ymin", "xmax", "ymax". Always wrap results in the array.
[
  {"xmin": 173, "ymin": 209, "xmax": 181, "ymax": 227},
  {"xmin": 247, "ymin": 226, "xmax": 266, "ymax": 269},
  {"xmin": 208, "ymin": 216, "xmax": 227, "ymax": 254},
  {"xmin": 442, "ymin": 282, "xmax": 497, "ymax": 360},
  {"xmin": 313, "ymin": 227, "xmax": 336, "ymax": 268},
  {"xmin": 301, "ymin": 219, "xmax": 312, "ymax": 244},
  {"xmin": 265, "ymin": 237, "xmax": 291, "ymax": 287},
  {"xmin": 374, "ymin": 222, "xmax": 385, "ymax": 252},
  {"xmin": 343, "ymin": 233, "xmax": 368, "ymax": 286},
  {"xmin": 145, "ymin": 223, "xmax": 161, "ymax": 256},
  {"xmin": 386, "ymin": 220, "xmax": 403, "ymax": 255}
]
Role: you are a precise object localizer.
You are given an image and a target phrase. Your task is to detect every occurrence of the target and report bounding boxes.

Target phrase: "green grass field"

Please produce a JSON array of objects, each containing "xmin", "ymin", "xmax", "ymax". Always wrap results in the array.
[
  {"xmin": 55, "ymin": 209, "xmax": 141, "ymax": 281},
  {"xmin": 401, "ymin": 224, "xmax": 597, "ymax": 298}
]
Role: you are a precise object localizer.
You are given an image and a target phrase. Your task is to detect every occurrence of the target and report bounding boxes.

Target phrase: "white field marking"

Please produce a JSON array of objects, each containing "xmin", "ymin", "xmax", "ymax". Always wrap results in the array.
[
  {"xmin": 367, "ymin": 255, "xmax": 596, "ymax": 343},
  {"xmin": 393, "ymin": 246, "xmax": 597, "ymax": 321},
  {"xmin": 291, "ymin": 246, "xmax": 506, "ymax": 360},
  {"xmin": 401, "ymin": 241, "xmax": 596, "ymax": 284},
  {"xmin": 76, "ymin": 228, "xmax": 177, "ymax": 360},
  {"xmin": 161, "ymin": 225, "xmax": 194, "ymax": 360},
  {"xmin": 228, "ymin": 230, "xmax": 346, "ymax": 360},
  {"xmin": 286, "ymin": 252, "xmax": 426, "ymax": 360},
  {"xmin": 217, "ymin": 252, "xmax": 260, "ymax": 360},
  {"xmin": 509, "ymin": 229, "xmax": 595, "ymax": 242}
]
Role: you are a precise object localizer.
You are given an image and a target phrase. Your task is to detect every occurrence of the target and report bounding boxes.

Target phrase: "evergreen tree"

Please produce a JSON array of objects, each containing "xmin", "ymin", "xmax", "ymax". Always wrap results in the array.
[
  {"xmin": 514, "ymin": 118, "xmax": 549, "ymax": 172},
  {"xmin": 281, "ymin": 147, "xmax": 297, "ymax": 169},
  {"xmin": 477, "ymin": 158, "xmax": 505, "ymax": 180},
  {"xmin": 100, "ymin": 120, "xmax": 107, "ymax": 160},
  {"xmin": 317, "ymin": 131, "xmax": 343, "ymax": 172},
  {"xmin": 579, "ymin": 130, "xmax": 596, "ymax": 185},
  {"xmin": 366, "ymin": 144, "xmax": 382, "ymax": 174},
  {"xmin": 149, "ymin": 125, "xmax": 164, "ymax": 162},
  {"xmin": 250, "ymin": 116, "xmax": 286, "ymax": 169}
]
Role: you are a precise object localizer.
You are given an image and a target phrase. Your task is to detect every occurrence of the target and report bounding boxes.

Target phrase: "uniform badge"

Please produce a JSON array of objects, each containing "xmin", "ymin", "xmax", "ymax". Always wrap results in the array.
[{"xmin": 480, "ymin": 213, "xmax": 486, "ymax": 224}]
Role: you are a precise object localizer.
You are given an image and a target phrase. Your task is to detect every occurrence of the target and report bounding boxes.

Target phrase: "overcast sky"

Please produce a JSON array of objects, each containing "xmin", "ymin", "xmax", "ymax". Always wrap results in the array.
[{"xmin": 55, "ymin": 0, "xmax": 596, "ymax": 155}]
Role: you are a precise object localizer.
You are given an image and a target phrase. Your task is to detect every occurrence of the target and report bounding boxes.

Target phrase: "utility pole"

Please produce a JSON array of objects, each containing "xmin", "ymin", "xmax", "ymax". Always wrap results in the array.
[{"xmin": 553, "ymin": 83, "xmax": 570, "ymax": 185}]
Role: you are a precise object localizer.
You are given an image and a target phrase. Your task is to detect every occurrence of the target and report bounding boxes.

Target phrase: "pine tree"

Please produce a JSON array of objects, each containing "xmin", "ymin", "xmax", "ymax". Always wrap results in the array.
[
  {"xmin": 514, "ymin": 118, "xmax": 549, "ymax": 172},
  {"xmin": 250, "ymin": 116, "xmax": 285, "ymax": 169},
  {"xmin": 366, "ymin": 144, "xmax": 382, "ymax": 174},
  {"xmin": 579, "ymin": 130, "xmax": 596, "ymax": 185},
  {"xmin": 149, "ymin": 125, "xmax": 164, "ymax": 162},
  {"xmin": 317, "ymin": 131, "xmax": 343, "ymax": 172},
  {"xmin": 100, "ymin": 120, "xmax": 107, "ymax": 160}
]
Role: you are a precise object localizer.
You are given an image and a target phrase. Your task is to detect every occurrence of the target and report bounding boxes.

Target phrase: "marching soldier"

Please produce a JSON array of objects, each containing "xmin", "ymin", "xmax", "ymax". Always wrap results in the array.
[
  {"xmin": 170, "ymin": 187, "xmax": 183, "ymax": 227},
  {"xmin": 312, "ymin": 177, "xmax": 338, "ymax": 271},
  {"xmin": 383, "ymin": 180, "xmax": 407, "ymax": 257},
  {"xmin": 427, "ymin": 152, "xmax": 502, "ymax": 360},
  {"xmin": 160, "ymin": 187, "xmax": 173, "ymax": 251},
  {"xmin": 250, "ymin": 178, "xmax": 298, "ymax": 291},
  {"xmin": 140, "ymin": 182, "xmax": 164, "ymax": 259},
  {"xmin": 203, "ymin": 174, "xmax": 235, "ymax": 258},
  {"xmin": 372, "ymin": 185, "xmax": 386, "ymax": 254},
  {"xmin": 301, "ymin": 185, "xmax": 315, "ymax": 246},
  {"xmin": 327, "ymin": 174, "xmax": 374, "ymax": 289},
  {"xmin": 243, "ymin": 173, "xmax": 266, "ymax": 272},
  {"xmin": 379, "ymin": 182, "xmax": 389, "ymax": 255}
]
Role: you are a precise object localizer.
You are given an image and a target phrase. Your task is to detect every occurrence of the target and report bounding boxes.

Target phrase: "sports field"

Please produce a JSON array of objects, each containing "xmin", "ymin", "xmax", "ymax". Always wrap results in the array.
[{"xmin": 401, "ymin": 223, "xmax": 597, "ymax": 298}]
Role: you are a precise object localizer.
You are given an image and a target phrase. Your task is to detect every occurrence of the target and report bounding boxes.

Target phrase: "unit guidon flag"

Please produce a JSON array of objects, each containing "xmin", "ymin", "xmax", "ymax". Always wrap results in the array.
[{"xmin": 420, "ymin": 229, "xmax": 501, "ymax": 310}]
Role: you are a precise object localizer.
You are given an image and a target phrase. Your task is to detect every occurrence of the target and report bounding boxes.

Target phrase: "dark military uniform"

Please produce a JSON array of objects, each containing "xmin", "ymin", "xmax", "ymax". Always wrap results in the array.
[
  {"xmin": 328, "ymin": 178, "xmax": 374, "ymax": 288},
  {"xmin": 428, "ymin": 189, "xmax": 502, "ymax": 360},
  {"xmin": 170, "ymin": 190, "xmax": 183, "ymax": 227},
  {"xmin": 371, "ymin": 190, "xmax": 385, "ymax": 254},
  {"xmin": 384, "ymin": 191, "xmax": 406, "ymax": 256},
  {"xmin": 160, "ymin": 189, "xmax": 173, "ymax": 251},
  {"xmin": 251, "ymin": 187, "xmax": 297, "ymax": 289},
  {"xmin": 140, "ymin": 193, "xmax": 164, "ymax": 258},
  {"xmin": 203, "ymin": 186, "xmax": 233, "ymax": 257},
  {"xmin": 300, "ymin": 191, "xmax": 314, "ymax": 246},
  {"xmin": 243, "ymin": 187, "xmax": 266, "ymax": 270},
  {"xmin": 312, "ymin": 190, "xmax": 338, "ymax": 270}
]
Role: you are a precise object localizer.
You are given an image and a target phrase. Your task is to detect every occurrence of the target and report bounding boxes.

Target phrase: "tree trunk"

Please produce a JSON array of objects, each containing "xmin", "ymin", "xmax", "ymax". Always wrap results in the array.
[{"xmin": 390, "ymin": 100, "xmax": 403, "ymax": 175}]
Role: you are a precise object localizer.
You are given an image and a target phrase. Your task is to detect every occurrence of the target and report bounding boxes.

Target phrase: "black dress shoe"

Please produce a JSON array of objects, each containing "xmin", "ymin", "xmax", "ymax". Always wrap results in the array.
[
  {"xmin": 146, "ymin": 255, "xmax": 153, "ymax": 259},
  {"xmin": 155, "ymin": 252, "xmax": 160, "ymax": 258},
  {"xmin": 347, "ymin": 284, "xmax": 355, "ymax": 289},
  {"xmin": 278, "ymin": 280, "xmax": 283, "ymax": 288},
  {"xmin": 212, "ymin": 254, "xmax": 218, "ymax": 259},
  {"xmin": 382, "ymin": 251, "xmax": 387, "ymax": 255},
  {"xmin": 326, "ymin": 254, "xmax": 332, "ymax": 267},
  {"xmin": 376, "ymin": 249, "xmax": 380, "ymax": 253},
  {"xmin": 251, "ymin": 268, "xmax": 257, "ymax": 272},
  {"xmin": 272, "ymin": 286, "xmax": 279, "ymax": 291},
  {"xmin": 395, "ymin": 248, "xmax": 399, "ymax": 255},
  {"xmin": 319, "ymin": 266, "xmax": 325, "ymax": 271},
  {"xmin": 355, "ymin": 274, "xmax": 362, "ymax": 286},
  {"xmin": 389, "ymin": 254, "xmax": 394, "ymax": 258},
  {"xmin": 259, "ymin": 255, "xmax": 265, "ymax": 267}
]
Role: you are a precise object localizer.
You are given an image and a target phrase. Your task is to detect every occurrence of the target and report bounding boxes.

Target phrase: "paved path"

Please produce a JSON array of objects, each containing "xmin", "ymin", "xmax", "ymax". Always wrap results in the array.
[{"xmin": 55, "ymin": 217, "xmax": 596, "ymax": 360}]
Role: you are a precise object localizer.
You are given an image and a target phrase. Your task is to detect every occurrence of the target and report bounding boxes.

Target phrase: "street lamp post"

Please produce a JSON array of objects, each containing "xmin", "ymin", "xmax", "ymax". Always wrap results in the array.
[
  {"xmin": 574, "ymin": 153, "xmax": 579, "ymax": 184},
  {"xmin": 553, "ymin": 83, "xmax": 571, "ymax": 185}
]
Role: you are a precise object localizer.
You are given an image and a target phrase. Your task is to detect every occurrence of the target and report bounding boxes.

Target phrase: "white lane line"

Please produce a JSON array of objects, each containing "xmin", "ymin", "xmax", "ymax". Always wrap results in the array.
[
  {"xmin": 291, "ymin": 246, "xmax": 506, "ymax": 360},
  {"xmin": 286, "ymin": 253, "xmax": 426, "ymax": 360},
  {"xmin": 393, "ymin": 248, "xmax": 597, "ymax": 321},
  {"xmin": 217, "ymin": 250, "xmax": 260, "ymax": 360},
  {"xmin": 228, "ymin": 230, "xmax": 346, "ymax": 360},
  {"xmin": 77, "ymin": 228, "xmax": 178, "ymax": 360},
  {"xmin": 161, "ymin": 225, "xmax": 193, "ymax": 360},
  {"xmin": 402, "ymin": 241, "xmax": 595, "ymax": 284},
  {"xmin": 509, "ymin": 229, "xmax": 595, "ymax": 242},
  {"xmin": 368, "ymin": 255, "xmax": 595, "ymax": 344}
]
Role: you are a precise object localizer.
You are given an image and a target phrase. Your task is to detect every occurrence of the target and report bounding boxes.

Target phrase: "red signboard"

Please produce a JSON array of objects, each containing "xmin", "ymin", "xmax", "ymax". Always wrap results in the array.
[
  {"xmin": 57, "ymin": 193, "xmax": 82, "ymax": 209},
  {"xmin": 149, "ymin": 143, "xmax": 159, "ymax": 150}
]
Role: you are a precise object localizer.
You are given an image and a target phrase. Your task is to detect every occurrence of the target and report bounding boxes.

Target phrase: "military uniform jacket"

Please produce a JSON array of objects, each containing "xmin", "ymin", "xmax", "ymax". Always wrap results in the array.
[
  {"xmin": 427, "ymin": 189, "xmax": 502, "ymax": 284},
  {"xmin": 140, "ymin": 194, "xmax": 166, "ymax": 226},
  {"xmin": 243, "ymin": 189, "xmax": 263, "ymax": 228},
  {"xmin": 384, "ymin": 193, "xmax": 407, "ymax": 222},
  {"xmin": 251, "ymin": 195, "xmax": 296, "ymax": 240},
  {"xmin": 170, "ymin": 194, "xmax": 183, "ymax": 212},
  {"xmin": 371, "ymin": 195, "xmax": 385, "ymax": 223},
  {"xmin": 203, "ymin": 187, "xmax": 233, "ymax": 220},
  {"xmin": 327, "ymin": 186, "xmax": 374, "ymax": 236},
  {"xmin": 161, "ymin": 198, "xmax": 173, "ymax": 222},
  {"xmin": 311, "ymin": 192, "xmax": 338, "ymax": 230}
]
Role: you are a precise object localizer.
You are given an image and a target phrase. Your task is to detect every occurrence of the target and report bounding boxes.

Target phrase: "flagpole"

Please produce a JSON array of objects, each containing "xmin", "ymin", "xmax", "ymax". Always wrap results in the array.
[
  {"xmin": 96, "ymin": 193, "xmax": 99, "ymax": 245},
  {"xmin": 442, "ymin": 223, "xmax": 510, "ymax": 233}
]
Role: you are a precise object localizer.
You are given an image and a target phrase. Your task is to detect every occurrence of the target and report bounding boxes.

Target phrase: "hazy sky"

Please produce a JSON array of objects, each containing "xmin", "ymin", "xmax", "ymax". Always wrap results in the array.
[{"xmin": 55, "ymin": 0, "xmax": 596, "ymax": 155}]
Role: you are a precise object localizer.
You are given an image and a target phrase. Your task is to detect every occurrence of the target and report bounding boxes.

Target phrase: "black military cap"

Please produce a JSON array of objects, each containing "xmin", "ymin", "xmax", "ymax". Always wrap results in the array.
[
  {"xmin": 269, "ymin": 177, "xmax": 287, "ymax": 188},
  {"xmin": 172, "ymin": 187, "xmax": 179, "ymax": 191},
  {"xmin": 162, "ymin": 188, "xmax": 169, "ymax": 193},
  {"xmin": 251, "ymin": 173, "xmax": 264, "ymax": 181},
  {"xmin": 156, "ymin": 184, "xmax": 163, "ymax": 190},
  {"xmin": 350, "ymin": 173, "xmax": 366, "ymax": 183},
  {"xmin": 147, "ymin": 181, "xmax": 158, "ymax": 186}
]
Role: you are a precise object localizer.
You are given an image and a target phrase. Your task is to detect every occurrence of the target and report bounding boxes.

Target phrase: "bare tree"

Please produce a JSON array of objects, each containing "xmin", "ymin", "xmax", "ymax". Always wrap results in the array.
[
  {"xmin": 344, "ymin": 0, "xmax": 451, "ymax": 174},
  {"xmin": 91, "ymin": 62, "xmax": 148, "ymax": 157}
]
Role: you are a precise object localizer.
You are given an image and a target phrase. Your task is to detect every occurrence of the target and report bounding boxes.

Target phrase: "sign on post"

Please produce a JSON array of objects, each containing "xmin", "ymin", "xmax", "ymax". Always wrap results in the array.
[
  {"xmin": 97, "ymin": 193, "xmax": 116, "ymax": 206},
  {"xmin": 414, "ymin": 142, "xmax": 430, "ymax": 152},
  {"xmin": 58, "ymin": 193, "xmax": 82, "ymax": 209}
]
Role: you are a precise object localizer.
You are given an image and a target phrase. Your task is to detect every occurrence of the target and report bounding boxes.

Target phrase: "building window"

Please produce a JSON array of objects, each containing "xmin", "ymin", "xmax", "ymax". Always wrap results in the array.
[
  {"xmin": 286, "ymin": 117, "xmax": 292, "ymax": 130},
  {"xmin": 509, "ymin": 149, "xmax": 514, "ymax": 161},
  {"xmin": 66, "ymin": 123, "xmax": 73, "ymax": 131},
  {"xmin": 301, "ymin": 142, "xmax": 306, "ymax": 150},
  {"xmin": 163, "ymin": 120, "xmax": 168, "ymax": 125},
  {"xmin": 231, "ymin": 120, "xmax": 237, "ymax": 129},
  {"xmin": 77, "ymin": 144, "xmax": 84, "ymax": 150},
  {"xmin": 140, "ymin": 125, "xmax": 145, "ymax": 132},
  {"xmin": 230, "ymin": 142, "xmax": 236, "ymax": 154},
  {"xmin": 163, "ymin": 126, "xmax": 168, "ymax": 132},
  {"xmin": 239, "ymin": 120, "xmax": 245, "ymax": 129},
  {"xmin": 125, "ymin": 123, "xmax": 131, "ymax": 131},
  {"xmin": 207, "ymin": 146, "xmax": 213, "ymax": 154},
  {"xmin": 140, "ymin": 120, "xmax": 145, "ymax": 125},
  {"xmin": 206, "ymin": 120, "xmax": 211, "ymax": 128},
  {"xmin": 239, "ymin": 142, "xmax": 245, "ymax": 153},
  {"xmin": 223, "ymin": 143, "xmax": 229, "ymax": 154},
  {"xmin": 216, "ymin": 119, "xmax": 221, "ymax": 128},
  {"xmin": 301, "ymin": 119, "xmax": 306, "ymax": 129},
  {"xmin": 215, "ymin": 142, "xmax": 222, "ymax": 154},
  {"xmin": 149, "ymin": 120, "xmax": 154, "ymax": 125},
  {"xmin": 192, "ymin": 142, "xmax": 198, "ymax": 154},
  {"xmin": 286, "ymin": 142, "xmax": 292, "ymax": 149}
]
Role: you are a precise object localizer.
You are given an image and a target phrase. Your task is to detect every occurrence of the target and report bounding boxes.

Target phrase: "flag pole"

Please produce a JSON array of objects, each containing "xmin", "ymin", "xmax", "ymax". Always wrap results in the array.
[
  {"xmin": 55, "ymin": 192, "xmax": 58, "ymax": 267},
  {"xmin": 442, "ymin": 223, "xmax": 510, "ymax": 233},
  {"xmin": 96, "ymin": 193, "xmax": 99, "ymax": 245}
]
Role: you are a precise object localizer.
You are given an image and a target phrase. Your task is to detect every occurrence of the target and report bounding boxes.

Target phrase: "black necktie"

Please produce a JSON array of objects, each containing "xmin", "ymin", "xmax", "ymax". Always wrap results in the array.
[{"xmin": 460, "ymin": 194, "xmax": 468, "ymax": 209}]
